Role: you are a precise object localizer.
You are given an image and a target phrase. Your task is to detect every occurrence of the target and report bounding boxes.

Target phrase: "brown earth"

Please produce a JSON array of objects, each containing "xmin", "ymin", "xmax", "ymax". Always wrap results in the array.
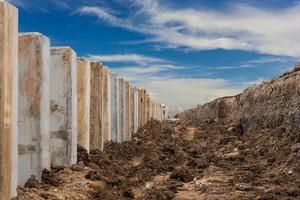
[{"xmin": 15, "ymin": 118, "xmax": 300, "ymax": 199}]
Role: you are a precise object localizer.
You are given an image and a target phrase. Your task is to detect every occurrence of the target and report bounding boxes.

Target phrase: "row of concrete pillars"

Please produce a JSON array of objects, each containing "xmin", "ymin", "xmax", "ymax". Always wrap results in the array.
[{"xmin": 0, "ymin": 1, "xmax": 169, "ymax": 199}]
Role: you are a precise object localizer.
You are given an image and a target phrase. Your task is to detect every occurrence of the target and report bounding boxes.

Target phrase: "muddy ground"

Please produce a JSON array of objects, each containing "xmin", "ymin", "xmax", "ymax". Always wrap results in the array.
[{"xmin": 16, "ymin": 119, "xmax": 300, "ymax": 199}]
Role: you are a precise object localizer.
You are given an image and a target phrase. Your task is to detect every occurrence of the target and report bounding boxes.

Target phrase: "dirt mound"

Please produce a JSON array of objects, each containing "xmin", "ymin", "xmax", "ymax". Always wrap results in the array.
[{"xmin": 181, "ymin": 64, "xmax": 300, "ymax": 135}]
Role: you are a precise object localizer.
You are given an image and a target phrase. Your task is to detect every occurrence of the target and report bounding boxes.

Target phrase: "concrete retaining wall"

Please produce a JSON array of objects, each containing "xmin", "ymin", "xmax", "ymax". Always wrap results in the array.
[
  {"xmin": 146, "ymin": 95, "xmax": 151, "ymax": 121},
  {"xmin": 18, "ymin": 33, "xmax": 50, "ymax": 186},
  {"xmin": 162, "ymin": 105, "xmax": 168, "ymax": 120},
  {"xmin": 89, "ymin": 61, "xmax": 103, "ymax": 150},
  {"xmin": 124, "ymin": 81, "xmax": 131, "ymax": 141},
  {"xmin": 118, "ymin": 78, "xmax": 125, "ymax": 142},
  {"xmin": 77, "ymin": 58, "xmax": 90, "ymax": 152},
  {"xmin": 0, "ymin": 2, "xmax": 168, "ymax": 196},
  {"xmin": 138, "ymin": 89, "xmax": 147, "ymax": 127},
  {"xmin": 0, "ymin": 2, "xmax": 18, "ymax": 198},
  {"xmin": 49, "ymin": 47, "xmax": 77, "ymax": 167},
  {"xmin": 151, "ymin": 101, "xmax": 156, "ymax": 119},
  {"xmin": 131, "ymin": 87, "xmax": 139, "ymax": 134},
  {"xmin": 110, "ymin": 73, "xmax": 119, "ymax": 142},
  {"xmin": 102, "ymin": 67, "xmax": 111, "ymax": 145}
]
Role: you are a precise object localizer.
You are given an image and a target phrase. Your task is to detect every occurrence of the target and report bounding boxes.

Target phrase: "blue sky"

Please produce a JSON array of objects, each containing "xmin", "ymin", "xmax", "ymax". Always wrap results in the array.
[{"xmin": 8, "ymin": 0, "xmax": 300, "ymax": 114}]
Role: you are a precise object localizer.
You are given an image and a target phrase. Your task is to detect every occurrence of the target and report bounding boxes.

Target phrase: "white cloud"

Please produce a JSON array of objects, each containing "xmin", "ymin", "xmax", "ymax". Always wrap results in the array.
[
  {"xmin": 114, "ymin": 66, "xmax": 255, "ymax": 114},
  {"xmin": 241, "ymin": 56, "xmax": 290, "ymax": 65},
  {"xmin": 88, "ymin": 53, "xmax": 166, "ymax": 65},
  {"xmin": 78, "ymin": 1, "xmax": 300, "ymax": 57},
  {"xmin": 114, "ymin": 64, "xmax": 184, "ymax": 80}
]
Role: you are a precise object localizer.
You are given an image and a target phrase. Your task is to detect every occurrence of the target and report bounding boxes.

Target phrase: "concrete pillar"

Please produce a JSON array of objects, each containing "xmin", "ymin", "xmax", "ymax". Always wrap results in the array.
[
  {"xmin": 118, "ymin": 78, "xmax": 125, "ymax": 142},
  {"xmin": 151, "ymin": 101, "xmax": 156, "ymax": 120},
  {"xmin": 18, "ymin": 33, "xmax": 50, "ymax": 186},
  {"xmin": 148, "ymin": 98, "xmax": 152, "ymax": 120},
  {"xmin": 159, "ymin": 104, "xmax": 163, "ymax": 121},
  {"xmin": 49, "ymin": 47, "xmax": 77, "ymax": 167},
  {"xmin": 110, "ymin": 72, "xmax": 119, "ymax": 142},
  {"xmin": 77, "ymin": 58, "xmax": 90, "ymax": 152},
  {"xmin": 102, "ymin": 67, "xmax": 111, "ymax": 145},
  {"xmin": 131, "ymin": 87, "xmax": 139, "ymax": 134},
  {"xmin": 124, "ymin": 81, "xmax": 131, "ymax": 141},
  {"xmin": 138, "ymin": 89, "xmax": 147, "ymax": 127},
  {"xmin": 155, "ymin": 102, "xmax": 160, "ymax": 121},
  {"xmin": 138, "ymin": 89, "xmax": 142, "ymax": 127},
  {"xmin": 143, "ymin": 90, "xmax": 147, "ymax": 125},
  {"xmin": 146, "ymin": 95, "xmax": 151, "ymax": 121},
  {"xmin": 162, "ymin": 104, "xmax": 168, "ymax": 120},
  {"xmin": 0, "ymin": 1, "xmax": 18, "ymax": 198},
  {"xmin": 89, "ymin": 61, "xmax": 103, "ymax": 150}
]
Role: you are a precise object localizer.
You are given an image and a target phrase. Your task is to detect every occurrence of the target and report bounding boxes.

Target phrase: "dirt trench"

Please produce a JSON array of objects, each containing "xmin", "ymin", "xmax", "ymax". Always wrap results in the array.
[{"xmin": 16, "ymin": 119, "xmax": 300, "ymax": 200}]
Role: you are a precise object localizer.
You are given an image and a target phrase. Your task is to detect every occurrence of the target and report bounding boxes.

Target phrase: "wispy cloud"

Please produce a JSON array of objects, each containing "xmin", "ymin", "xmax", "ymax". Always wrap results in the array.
[
  {"xmin": 215, "ymin": 56, "xmax": 295, "ymax": 70},
  {"xmin": 49, "ymin": 0, "xmax": 71, "ymax": 10},
  {"xmin": 115, "ymin": 64, "xmax": 184, "ymax": 79},
  {"xmin": 77, "ymin": 0, "xmax": 300, "ymax": 57},
  {"xmin": 88, "ymin": 53, "xmax": 166, "ymax": 65}
]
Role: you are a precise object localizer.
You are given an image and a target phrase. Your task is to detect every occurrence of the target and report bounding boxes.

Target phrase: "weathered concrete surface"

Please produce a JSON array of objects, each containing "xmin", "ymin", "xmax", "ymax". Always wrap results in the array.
[
  {"xmin": 118, "ymin": 79, "xmax": 125, "ymax": 142},
  {"xmin": 159, "ymin": 104, "xmax": 163, "ymax": 121},
  {"xmin": 124, "ymin": 81, "xmax": 131, "ymax": 141},
  {"xmin": 18, "ymin": 33, "xmax": 50, "ymax": 186},
  {"xmin": 162, "ymin": 104, "xmax": 168, "ymax": 120},
  {"xmin": 146, "ymin": 95, "xmax": 151, "ymax": 121},
  {"xmin": 49, "ymin": 47, "xmax": 77, "ymax": 167},
  {"xmin": 151, "ymin": 101, "xmax": 156, "ymax": 120},
  {"xmin": 156, "ymin": 103, "xmax": 162, "ymax": 121},
  {"xmin": 77, "ymin": 58, "xmax": 90, "ymax": 152},
  {"xmin": 130, "ymin": 86, "xmax": 134, "ymax": 135},
  {"xmin": 0, "ymin": 2, "xmax": 18, "ymax": 198},
  {"xmin": 138, "ymin": 89, "xmax": 147, "ymax": 127},
  {"xmin": 102, "ymin": 67, "xmax": 111, "ymax": 144},
  {"xmin": 131, "ymin": 87, "xmax": 139, "ymax": 134},
  {"xmin": 89, "ymin": 61, "xmax": 103, "ymax": 150},
  {"xmin": 110, "ymin": 73, "xmax": 119, "ymax": 142}
]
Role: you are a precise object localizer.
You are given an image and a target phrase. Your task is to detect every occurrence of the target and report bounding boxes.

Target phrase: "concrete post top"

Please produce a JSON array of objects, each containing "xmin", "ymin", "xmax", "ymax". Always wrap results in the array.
[
  {"xmin": 19, "ymin": 32, "xmax": 43, "ymax": 37},
  {"xmin": 111, "ymin": 72, "xmax": 118, "ymax": 76},
  {"xmin": 78, "ymin": 57, "xmax": 90, "ymax": 63},
  {"xmin": 19, "ymin": 32, "xmax": 50, "ymax": 42},
  {"xmin": 102, "ymin": 66, "xmax": 111, "ymax": 73},
  {"xmin": 0, "ymin": 0, "xmax": 18, "ymax": 11},
  {"xmin": 50, "ymin": 46, "xmax": 76, "ymax": 55},
  {"xmin": 138, "ymin": 88, "xmax": 146, "ymax": 92},
  {"xmin": 90, "ymin": 59, "xmax": 103, "ymax": 65}
]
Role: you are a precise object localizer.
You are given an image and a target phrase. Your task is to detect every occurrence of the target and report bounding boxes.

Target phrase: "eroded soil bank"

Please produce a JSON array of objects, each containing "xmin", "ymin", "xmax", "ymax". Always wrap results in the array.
[{"xmin": 16, "ymin": 119, "xmax": 300, "ymax": 199}]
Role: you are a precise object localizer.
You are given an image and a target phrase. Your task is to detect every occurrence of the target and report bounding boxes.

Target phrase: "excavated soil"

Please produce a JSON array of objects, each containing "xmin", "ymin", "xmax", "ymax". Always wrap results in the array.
[{"xmin": 16, "ymin": 119, "xmax": 300, "ymax": 199}]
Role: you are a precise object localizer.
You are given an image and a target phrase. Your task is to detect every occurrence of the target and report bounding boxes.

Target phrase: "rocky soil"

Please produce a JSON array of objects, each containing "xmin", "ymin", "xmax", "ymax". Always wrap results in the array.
[{"xmin": 15, "ymin": 118, "xmax": 300, "ymax": 199}]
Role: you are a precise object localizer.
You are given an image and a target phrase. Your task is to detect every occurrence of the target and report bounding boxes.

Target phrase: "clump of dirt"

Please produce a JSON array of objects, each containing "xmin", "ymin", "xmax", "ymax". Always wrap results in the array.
[
  {"xmin": 24, "ymin": 176, "xmax": 40, "ymax": 189},
  {"xmin": 77, "ymin": 144, "xmax": 90, "ymax": 165},
  {"xmin": 41, "ymin": 168, "xmax": 63, "ymax": 187},
  {"xmin": 170, "ymin": 167, "xmax": 194, "ymax": 183}
]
